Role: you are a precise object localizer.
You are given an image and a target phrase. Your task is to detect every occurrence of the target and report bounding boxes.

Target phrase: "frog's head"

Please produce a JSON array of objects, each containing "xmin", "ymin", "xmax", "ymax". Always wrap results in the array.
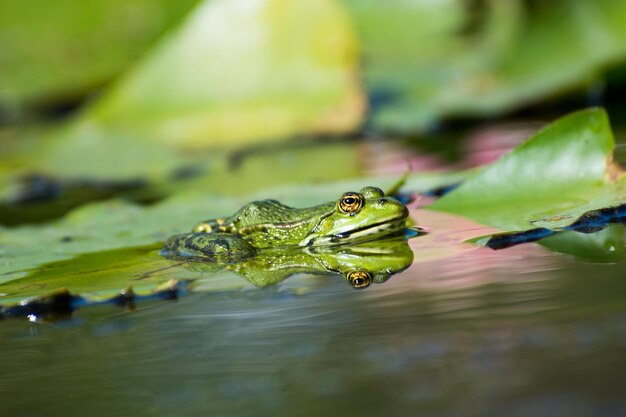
[{"xmin": 300, "ymin": 186, "xmax": 409, "ymax": 246}]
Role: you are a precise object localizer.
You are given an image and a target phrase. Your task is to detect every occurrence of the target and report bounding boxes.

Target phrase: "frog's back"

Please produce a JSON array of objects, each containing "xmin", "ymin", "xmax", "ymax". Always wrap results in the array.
[{"xmin": 229, "ymin": 200, "xmax": 332, "ymax": 228}]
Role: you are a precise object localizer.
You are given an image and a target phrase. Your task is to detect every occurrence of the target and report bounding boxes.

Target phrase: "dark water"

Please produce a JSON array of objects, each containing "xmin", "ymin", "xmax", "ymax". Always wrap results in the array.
[{"xmin": 1, "ymin": 224, "xmax": 626, "ymax": 417}]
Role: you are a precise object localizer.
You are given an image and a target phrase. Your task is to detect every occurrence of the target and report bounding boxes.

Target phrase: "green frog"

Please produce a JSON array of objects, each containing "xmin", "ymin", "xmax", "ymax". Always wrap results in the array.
[{"xmin": 161, "ymin": 186, "xmax": 410, "ymax": 259}]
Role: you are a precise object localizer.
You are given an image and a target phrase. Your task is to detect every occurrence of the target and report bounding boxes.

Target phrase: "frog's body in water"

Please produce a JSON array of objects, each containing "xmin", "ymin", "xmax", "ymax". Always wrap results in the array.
[{"xmin": 161, "ymin": 186, "xmax": 409, "ymax": 259}]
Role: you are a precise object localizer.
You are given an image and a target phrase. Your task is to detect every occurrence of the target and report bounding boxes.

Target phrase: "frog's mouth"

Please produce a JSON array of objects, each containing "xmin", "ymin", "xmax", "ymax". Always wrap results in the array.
[{"xmin": 301, "ymin": 219, "xmax": 407, "ymax": 246}]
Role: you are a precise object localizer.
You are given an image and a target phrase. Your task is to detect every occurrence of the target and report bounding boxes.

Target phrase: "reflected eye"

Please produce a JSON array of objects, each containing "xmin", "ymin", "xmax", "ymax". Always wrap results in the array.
[
  {"xmin": 346, "ymin": 270, "xmax": 372, "ymax": 289},
  {"xmin": 338, "ymin": 193, "xmax": 363, "ymax": 214}
]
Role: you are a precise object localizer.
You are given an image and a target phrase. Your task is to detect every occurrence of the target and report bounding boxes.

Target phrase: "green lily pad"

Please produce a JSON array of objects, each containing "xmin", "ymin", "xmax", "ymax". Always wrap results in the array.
[
  {"xmin": 429, "ymin": 108, "xmax": 626, "ymax": 232},
  {"xmin": 0, "ymin": 0, "xmax": 198, "ymax": 110},
  {"xmin": 0, "ymin": 244, "xmax": 168, "ymax": 303},
  {"xmin": 92, "ymin": 0, "xmax": 364, "ymax": 146},
  {"xmin": 3, "ymin": 0, "xmax": 366, "ymax": 186},
  {"xmin": 34, "ymin": 0, "xmax": 362, "ymax": 178}
]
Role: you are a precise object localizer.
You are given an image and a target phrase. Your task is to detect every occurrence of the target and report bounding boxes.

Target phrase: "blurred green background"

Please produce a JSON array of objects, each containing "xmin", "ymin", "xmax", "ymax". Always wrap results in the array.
[{"xmin": 2, "ymin": 0, "xmax": 626, "ymax": 187}]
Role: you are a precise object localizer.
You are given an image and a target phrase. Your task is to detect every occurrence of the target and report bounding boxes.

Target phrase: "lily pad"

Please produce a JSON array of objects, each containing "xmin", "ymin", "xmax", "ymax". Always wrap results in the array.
[
  {"xmin": 429, "ymin": 108, "xmax": 626, "ymax": 233},
  {"xmin": 0, "ymin": 244, "xmax": 177, "ymax": 303},
  {"xmin": 0, "ymin": 0, "xmax": 198, "ymax": 111},
  {"xmin": 34, "ymin": 0, "xmax": 363, "ymax": 179}
]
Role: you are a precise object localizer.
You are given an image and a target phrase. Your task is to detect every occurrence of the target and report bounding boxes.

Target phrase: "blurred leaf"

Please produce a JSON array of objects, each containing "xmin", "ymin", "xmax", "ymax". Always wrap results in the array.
[
  {"xmin": 0, "ymin": 0, "xmax": 198, "ymax": 109},
  {"xmin": 95, "ymin": 0, "xmax": 364, "ymax": 145},
  {"xmin": 34, "ymin": 0, "xmax": 363, "ymax": 174},
  {"xmin": 429, "ymin": 108, "xmax": 626, "ymax": 232},
  {"xmin": 345, "ymin": 0, "xmax": 626, "ymax": 131},
  {"xmin": 11, "ymin": 0, "xmax": 366, "ymax": 183}
]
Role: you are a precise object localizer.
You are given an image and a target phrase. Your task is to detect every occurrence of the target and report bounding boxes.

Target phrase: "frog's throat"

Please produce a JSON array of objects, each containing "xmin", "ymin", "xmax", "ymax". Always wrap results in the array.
[{"xmin": 299, "ymin": 219, "xmax": 406, "ymax": 247}]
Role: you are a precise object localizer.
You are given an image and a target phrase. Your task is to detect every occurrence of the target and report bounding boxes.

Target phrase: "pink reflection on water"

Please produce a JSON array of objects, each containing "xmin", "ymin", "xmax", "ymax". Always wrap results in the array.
[
  {"xmin": 360, "ymin": 141, "xmax": 446, "ymax": 174},
  {"xmin": 387, "ymin": 208, "xmax": 563, "ymax": 292},
  {"xmin": 461, "ymin": 123, "xmax": 537, "ymax": 167},
  {"xmin": 358, "ymin": 121, "xmax": 568, "ymax": 300}
]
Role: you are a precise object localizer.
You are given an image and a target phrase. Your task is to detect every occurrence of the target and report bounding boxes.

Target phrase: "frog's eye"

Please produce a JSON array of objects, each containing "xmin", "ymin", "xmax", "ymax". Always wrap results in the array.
[
  {"xmin": 338, "ymin": 192, "xmax": 363, "ymax": 214},
  {"xmin": 346, "ymin": 270, "xmax": 372, "ymax": 289}
]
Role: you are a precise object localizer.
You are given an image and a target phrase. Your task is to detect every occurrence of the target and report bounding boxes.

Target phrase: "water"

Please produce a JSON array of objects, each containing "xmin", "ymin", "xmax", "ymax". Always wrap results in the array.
[{"xmin": 1, "ymin": 222, "xmax": 626, "ymax": 417}]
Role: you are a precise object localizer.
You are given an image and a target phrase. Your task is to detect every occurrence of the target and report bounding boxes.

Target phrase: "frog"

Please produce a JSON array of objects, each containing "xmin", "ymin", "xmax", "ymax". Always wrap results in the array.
[{"xmin": 161, "ymin": 186, "xmax": 410, "ymax": 259}]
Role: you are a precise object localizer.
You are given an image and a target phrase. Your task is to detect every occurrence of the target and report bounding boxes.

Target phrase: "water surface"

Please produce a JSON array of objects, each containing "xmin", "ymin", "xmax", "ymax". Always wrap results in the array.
[{"xmin": 2, "ymin": 212, "xmax": 626, "ymax": 417}]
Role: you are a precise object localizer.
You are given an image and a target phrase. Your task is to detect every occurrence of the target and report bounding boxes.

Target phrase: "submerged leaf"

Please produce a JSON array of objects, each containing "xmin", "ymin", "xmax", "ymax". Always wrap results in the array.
[{"xmin": 539, "ymin": 225, "xmax": 625, "ymax": 263}]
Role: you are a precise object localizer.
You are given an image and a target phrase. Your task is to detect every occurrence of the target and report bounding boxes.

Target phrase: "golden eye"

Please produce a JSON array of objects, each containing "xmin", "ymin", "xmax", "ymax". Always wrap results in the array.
[
  {"xmin": 346, "ymin": 270, "xmax": 372, "ymax": 289},
  {"xmin": 338, "ymin": 192, "xmax": 363, "ymax": 214}
]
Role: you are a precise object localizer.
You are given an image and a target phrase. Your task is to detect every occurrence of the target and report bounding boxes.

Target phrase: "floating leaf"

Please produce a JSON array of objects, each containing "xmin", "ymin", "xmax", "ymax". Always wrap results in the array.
[
  {"xmin": 0, "ymin": 0, "xmax": 197, "ymax": 110},
  {"xmin": 429, "ymin": 108, "xmax": 626, "ymax": 233},
  {"xmin": 35, "ymin": 0, "xmax": 363, "ymax": 176}
]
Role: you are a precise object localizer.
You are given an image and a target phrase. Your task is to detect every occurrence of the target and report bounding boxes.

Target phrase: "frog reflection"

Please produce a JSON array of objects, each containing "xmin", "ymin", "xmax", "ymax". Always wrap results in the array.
[
  {"xmin": 168, "ymin": 235, "xmax": 415, "ymax": 290},
  {"xmin": 1, "ymin": 238, "xmax": 413, "ymax": 322}
]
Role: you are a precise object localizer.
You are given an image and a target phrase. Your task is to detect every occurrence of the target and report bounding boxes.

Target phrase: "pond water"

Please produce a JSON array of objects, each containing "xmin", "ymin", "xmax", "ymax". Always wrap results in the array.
[{"xmin": 1, "ymin": 206, "xmax": 626, "ymax": 417}]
